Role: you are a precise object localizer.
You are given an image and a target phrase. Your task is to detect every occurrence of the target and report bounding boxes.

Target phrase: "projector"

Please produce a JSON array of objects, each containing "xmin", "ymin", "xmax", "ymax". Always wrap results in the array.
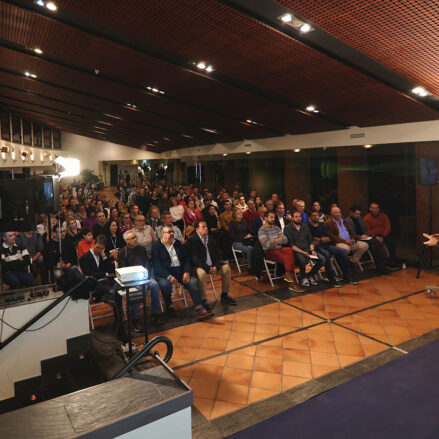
[{"xmin": 116, "ymin": 266, "xmax": 148, "ymax": 283}]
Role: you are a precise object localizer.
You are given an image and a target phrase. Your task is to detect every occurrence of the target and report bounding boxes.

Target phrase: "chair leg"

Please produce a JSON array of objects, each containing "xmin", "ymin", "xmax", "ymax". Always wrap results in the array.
[
  {"xmin": 233, "ymin": 249, "xmax": 242, "ymax": 273},
  {"xmin": 88, "ymin": 302, "xmax": 95, "ymax": 330},
  {"xmin": 264, "ymin": 259, "xmax": 274, "ymax": 287},
  {"xmin": 209, "ymin": 275, "xmax": 218, "ymax": 300},
  {"xmin": 181, "ymin": 285, "xmax": 188, "ymax": 307}
]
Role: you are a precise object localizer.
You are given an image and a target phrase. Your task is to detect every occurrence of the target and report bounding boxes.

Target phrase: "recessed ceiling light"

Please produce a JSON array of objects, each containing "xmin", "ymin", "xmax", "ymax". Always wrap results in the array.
[
  {"xmin": 153, "ymin": 140, "xmax": 159, "ymax": 144},
  {"xmin": 306, "ymin": 105, "xmax": 316, "ymax": 112},
  {"xmin": 46, "ymin": 2, "xmax": 57, "ymax": 11},
  {"xmin": 125, "ymin": 103, "xmax": 136, "ymax": 109},
  {"xmin": 246, "ymin": 151, "xmax": 251, "ymax": 155},
  {"xmin": 205, "ymin": 65, "xmax": 214, "ymax": 73},
  {"xmin": 164, "ymin": 137, "xmax": 171, "ymax": 141},
  {"xmin": 294, "ymin": 148, "xmax": 301, "ymax": 153},
  {"xmin": 280, "ymin": 13, "xmax": 293, "ymax": 23},
  {"xmin": 299, "ymin": 23, "xmax": 312, "ymax": 33},
  {"xmin": 104, "ymin": 113, "xmax": 123, "ymax": 120},
  {"xmin": 412, "ymin": 86, "xmax": 430, "ymax": 97},
  {"xmin": 96, "ymin": 120, "xmax": 113, "ymax": 126},
  {"xmin": 36, "ymin": 0, "xmax": 45, "ymax": 5},
  {"xmin": 34, "ymin": 48, "xmax": 43, "ymax": 54},
  {"xmin": 24, "ymin": 71, "xmax": 30, "ymax": 77},
  {"xmin": 223, "ymin": 153, "xmax": 228, "ymax": 156},
  {"xmin": 246, "ymin": 119, "xmax": 253, "ymax": 123},
  {"xmin": 364, "ymin": 144, "xmax": 373, "ymax": 149},
  {"xmin": 201, "ymin": 128, "xmax": 218, "ymax": 134},
  {"xmin": 30, "ymin": 73, "xmax": 37, "ymax": 78},
  {"xmin": 182, "ymin": 134, "xmax": 195, "ymax": 139},
  {"xmin": 196, "ymin": 61, "xmax": 206, "ymax": 70}
]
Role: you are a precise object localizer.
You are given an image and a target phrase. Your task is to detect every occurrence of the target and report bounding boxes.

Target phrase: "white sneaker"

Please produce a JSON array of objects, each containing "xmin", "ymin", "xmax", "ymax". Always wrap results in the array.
[
  {"xmin": 308, "ymin": 277, "xmax": 318, "ymax": 286},
  {"xmin": 301, "ymin": 278, "xmax": 310, "ymax": 287}
]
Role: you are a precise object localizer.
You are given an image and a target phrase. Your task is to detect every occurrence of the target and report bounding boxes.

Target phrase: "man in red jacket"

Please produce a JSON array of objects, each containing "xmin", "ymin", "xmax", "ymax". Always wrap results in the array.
[{"xmin": 364, "ymin": 203, "xmax": 399, "ymax": 268}]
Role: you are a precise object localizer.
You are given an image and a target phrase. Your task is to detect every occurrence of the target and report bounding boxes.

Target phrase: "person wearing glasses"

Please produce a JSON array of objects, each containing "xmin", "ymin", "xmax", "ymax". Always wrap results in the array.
[
  {"xmin": 133, "ymin": 214, "xmax": 157, "ymax": 256},
  {"xmin": 152, "ymin": 225, "xmax": 214, "ymax": 321}
]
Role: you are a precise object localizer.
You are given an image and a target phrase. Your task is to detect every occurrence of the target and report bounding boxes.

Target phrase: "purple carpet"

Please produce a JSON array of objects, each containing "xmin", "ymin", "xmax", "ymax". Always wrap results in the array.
[{"xmin": 228, "ymin": 339, "xmax": 439, "ymax": 439}]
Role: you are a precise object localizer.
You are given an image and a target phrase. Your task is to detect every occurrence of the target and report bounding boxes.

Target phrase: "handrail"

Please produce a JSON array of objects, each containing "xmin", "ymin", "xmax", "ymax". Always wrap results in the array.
[
  {"xmin": 113, "ymin": 335, "xmax": 173, "ymax": 379},
  {"xmin": 0, "ymin": 276, "xmax": 95, "ymax": 351}
]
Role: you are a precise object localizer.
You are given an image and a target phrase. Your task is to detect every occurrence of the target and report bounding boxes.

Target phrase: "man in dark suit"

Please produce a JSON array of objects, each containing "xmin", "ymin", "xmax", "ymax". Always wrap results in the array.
[
  {"xmin": 188, "ymin": 221, "xmax": 236, "ymax": 310},
  {"xmin": 152, "ymin": 225, "xmax": 214, "ymax": 321},
  {"xmin": 274, "ymin": 202, "xmax": 291, "ymax": 231},
  {"xmin": 79, "ymin": 235, "xmax": 127, "ymax": 341},
  {"xmin": 252, "ymin": 205, "xmax": 267, "ymax": 237}
]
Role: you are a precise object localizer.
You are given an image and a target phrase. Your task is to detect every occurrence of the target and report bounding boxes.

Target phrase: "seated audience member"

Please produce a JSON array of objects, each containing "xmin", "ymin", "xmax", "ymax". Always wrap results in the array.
[
  {"xmin": 96, "ymin": 201, "xmax": 107, "ymax": 217},
  {"xmin": 258, "ymin": 211, "xmax": 304, "ymax": 292},
  {"xmin": 255, "ymin": 196, "xmax": 263, "ymax": 208},
  {"xmin": 119, "ymin": 212, "xmax": 134, "ymax": 234},
  {"xmin": 236, "ymin": 195, "xmax": 248, "ymax": 212},
  {"xmin": 183, "ymin": 198, "xmax": 203, "ymax": 238},
  {"xmin": 292, "ymin": 198, "xmax": 299, "ymax": 212},
  {"xmin": 128, "ymin": 204, "xmax": 140, "ymax": 222},
  {"xmin": 157, "ymin": 191, "xmax": 170, "ymax": 213},
  {"xmin": 219, "ymin": 199, "xmax": 234, "ymax": 231},
  {"xmin": 248, "ymin": 190, "xmax": 257, "ymax": 201},
  {"xmin": 62, "ymin": 209, "xmax": 81, "ymax": 230},
  {"xmin": 149, "ymin": 190, "xmax": 160, "ymax": 206},
  {"xmin": 156, "ymin": 211, "xmax": 184, "ymax": 243},
  {"xmin": 152, "ymin": 225, "xmax": 214, "ymax": 321},
  {"xmin": 109, "ymin": 207, "xmax": 119, "ymax": 223},
  {"xmin": 82, "ymin": 206, "xmax": 98, "ymax": 229},
  {"xmin": 77, "ymin": 228, "xmax": 95, "ymax": 260},
  {"xmin": 229, "ymin": 208, "xmax": 254, "ymax": 269},
  {"xmin": 204, "ymin": 204, "xmax": 231, "ymax": 259},
  {"xmin": 265, "ymin": 199, "xmax": 275, "ymax": 213},
  {"xmin": 308, "ymin": 211, "xmax": 353, "ymax": 286},
  {"xmin": 169, "ymin": 196, "xmax": 185, "ymax": 232},
  {"xmin": 207, "ymin": 193, "xmax": 219, "ymax": 209},
  {"xmin": 312, "ymin": 201, "xmax": 327, "ymax": 222},
  {"xmin": 252, "ymin": 205, "xmax": 267, "ymax": 236},
  {"xmin": 203, "ymin": 204, "xmax": 221, "ymax": 233},
  {"xmin": 324, "ymin": 206, "xmax": 369, "ymax": 263},
  {"xmin": 105, "ymin": 220, "xmax": 125, "ymax": 262},
  {"xmin": 274, "ymin": 202, "xmax": 291, "ymax": 231},
  {"xmin": 75, "ymin": 204, "xmax": 87, "ymax": 224},
  {"xmin": 93, "ymin": 210, "xmax": 108, "ymax": 237},
  {"xmin": 147, "ymin": 205, "xmax": 162, "ymax": 231},
  {"xmin": 243, "ymin": 200, "xmax": 259, "ymax": 232},
  {"xmin": 345, "ymin": 205, "xmax": 389, "ymax": 274},
  {"xmin": 136, "ymin": 188, "xmax": 150, "ymax": 215},
  {"xmin": 284, "ymin": 212, "xmax": 323, "ymax": 287},
  {"xmin": 188, "ymin": 221, "xmax": 236, "ymax": 308},
  {"xmin": 271, "ymin": 193, "xmax": 280, "ymax": 205},
  {"xmin": 133, "ymin": 214, "xmax": 157, "ymax": 255},
  {"xmin": 2, "ymin": 231, "xmax": 38, "ymax": 289},
  {"xmin": 364, "ymin": 202, "xmax": 399, "ymax": 267},
  {"xmin": 66, "ymin": 218, "xmax": 82, "ymax": 246},
  {"xmin": 296, "ymin": 200, "xmax": 309, "ymax": 224},
  {"xmin": 118, "ymin": 231, "xmax": 164, "ymax": 327},
  {"xmin": 44, "ymin": 225, "xmax": 78, "ymax": 275},
  {"xmin": 79, "ymin": 235, "xmax": 128, "ymax": 341},
  {"xmin": 16, "ymin": 229, "xmax": 48, "ymax": 284}
]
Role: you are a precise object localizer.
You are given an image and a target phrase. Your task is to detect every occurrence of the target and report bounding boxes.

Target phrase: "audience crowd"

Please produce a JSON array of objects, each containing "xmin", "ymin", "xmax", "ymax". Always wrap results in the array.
[{"xmin": 1, "ymin": 174, "xmax": 400, "ymax": 341}]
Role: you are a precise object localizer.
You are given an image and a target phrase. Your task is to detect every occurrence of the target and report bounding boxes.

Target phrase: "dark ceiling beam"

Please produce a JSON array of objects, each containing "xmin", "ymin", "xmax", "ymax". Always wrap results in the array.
[
  {"xmin": 0, "ymin": 38, "xmax": 283, "ymax": 136},
  {"xmin": 218, "ymin": 0, "xmax": 439, "ymax": 112},
  {"xmin": 4, "ymin": 0, "xmax": 347, "ymax": 128}
]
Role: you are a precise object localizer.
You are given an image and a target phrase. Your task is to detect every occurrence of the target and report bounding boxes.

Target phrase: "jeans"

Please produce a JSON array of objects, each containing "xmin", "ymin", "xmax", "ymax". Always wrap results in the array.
[
  {"xmin": 147, "ymin": 278, "xmax": 165, "ymax": 315},
  {"xmin": 232, "ymin": 242, "xmax": 253, "ymax": 268},
  {"xmin": 318, "ymin": 244, "xmax": 351, "ymax": 279},
  {"xmin": 293, "ymin": 251, "xmax": 323, "ymax": 278},
  {"xmin": 157, "ymin": 274, "xmax": 202, "ymax": 308},
  {"xmin": 3, "ymin": 271, "xmax": 38, "ymax": 289},
  {"xmin": 315, "ymin": 248, "xmax": 336, "ymax": 281}
]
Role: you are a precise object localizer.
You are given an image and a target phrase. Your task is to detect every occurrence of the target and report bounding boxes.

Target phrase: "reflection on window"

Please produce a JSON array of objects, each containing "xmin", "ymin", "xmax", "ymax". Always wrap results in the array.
[
  {"xmin": 11, "ymin": 116, "xmax": 21, "ymax": 144},
  {"xmin": 43, "ymin": 126, "xmax": 52, "ymax": 149},
  {"xmin": 33, "ymin": 124, "xmax": 42, "ymax": 147},
  {"xmin": 53, "ymin": 130, "xmax": 61, "ymax": 149},
  {"xmin": 23, "ymin": 120, "xmax": 32, "ymax": 145},
  {"xmin": 0, "ymin": 109, "xmax": 11, "ymax": 142}
]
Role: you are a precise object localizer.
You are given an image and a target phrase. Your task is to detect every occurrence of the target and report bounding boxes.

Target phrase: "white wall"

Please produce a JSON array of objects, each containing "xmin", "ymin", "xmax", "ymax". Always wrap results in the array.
[{"xmin": 61, "ymin": 132, "xmax": 161, "ymax": 176}]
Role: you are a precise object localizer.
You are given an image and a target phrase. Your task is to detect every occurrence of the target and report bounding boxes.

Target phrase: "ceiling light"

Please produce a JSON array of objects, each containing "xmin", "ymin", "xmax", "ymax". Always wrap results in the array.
[
  {"xmin": 299, "ymin": 23, "xmax": 312, "ymax": 33},
  {"xmin": 201, "ymin": 128, "xmax": 218, "ymax": 134},
  {"xmin": 280, "ymin": 13, "xmax": 293, "ymax": 23},
  {"xmin": 55, "ymin": 156, "xmax": 80, "ymax": 179},
  {"xmin": 246, "ymin": 119, "xmax": 253, "ymax": 123},
  {"xmin": 205, "ymin": 65, "xmax": 214, "ymax": 73},
  {"xmin": 153, "ymin": 140, "xmax": 159, "ymax": 144},
  {"xmin": 306, "ymin": 105, "xmax": 317, "ymax": 112},
  {"xmin": 24, "ymin": 71, "xmax": 30, "ymax": 77},
  {"xmin": 36, "ymin": 0, "xmax": 45, "ymax": 5},
  {"xmin": 125, "ymin": 103, "xmax": 136, "ymax": 108},
  {"xmin": 364, "ymin": 144, "xmax": 373, "ymax": 149},
  {"xmin": 46, "ymin": 2, "xmax": 57, "ymax": 11},
  {"xmin": 182, "ymin": 134, "xmax": 195, "ymax": 139},
  {"xmin": 223, "ymin": 153, "xmax": 228, "ymax": 157},
  {"xmin": 294, "ymin": 148, "xmax": 301, "ymax": 153},
  {"xmin": 34, "ymin": 48, "xmax": 43, "ymax": 54},
  {"xmin": 96, "ymin": 120, "xmax": 113, "ymax": 126},
  {"xmin": 412, "ymin": 86, "xmax": 430, "ymax": 97},
  {"xmin": 104, "ymin": 113, "xmax": 123, "ymax": 120},
  {"xmin": 246, "ymin": 151, "xmax": 251, "ymax": 155},
  {"xmin": 196, "ymin": 61, "xmax": 206, "ymax": 70},
  {"xmin": 30, "ymin": 73, "xmax": 37, "ymax": 78},
  {"xmin": 164, "ymin": 137, "xmax": 171, "ymax": 141}
]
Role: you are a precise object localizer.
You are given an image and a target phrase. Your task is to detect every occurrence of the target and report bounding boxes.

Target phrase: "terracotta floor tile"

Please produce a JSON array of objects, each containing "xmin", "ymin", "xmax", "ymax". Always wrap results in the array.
[
  {"xmin": 172, "ymin": 347, "xmax": 199, "ymax": 362},
  {"xmin": 254, "ymin": 356, "xmax": 283, "ymax": 374},
  {"xmin": 189, "ymin": 377, "xmax": 220, "ymax": 400},
  {"xmin": 248, "ymin": 387, "xmax": 279, "ymax": 404},
  {"xmin": 251, "ymin": 371, "xmax": 282, "ymax": 391},
  {"xmin": 312, "ymin": 363, "xmax": 340, "ymax": 378},
  {"xmin": 221, "ymin": 367, "xmax": 252, "ymax": 386},
  {"xmin": 238, "ymin": 346, "xmax": 257, "ymax": 356},
  {"xmin": 200, "ymin": 337, "xmax": 228, "ymax": 352},
  {"xmin": 334, "ymin": 340, "xmax": 365, "ymax": 356},
  {"xmin": 310, "ymin": 351, "xmax": 340, "ymax": 367},
  {"xmin": 216, "ymin": 382, "xmax": 250, "ymax": 404},
  {"xmin": 210, "ymin": 400, "xmax": 245, "ymax": 420},
  {"xmin": 229, "ymin": 330, "xmax": 254, "ymax": 342},
  {"xmin": 257, "ymin": 313, "xmax": 279, "ymax": 325},
  {"xmin": 282, "ymin": 375, "xmax": 309, "ymax": 390},
  {"xmin": 255, "ymin": 324, "xmax": 280, "ymax": 337},
  {"xmin": 196, "ymin": 348, "xmax": 225, "ymax": 360},
  {"xmin": 202, "ymin": 355, "xmax": 228, "ymax": 366},
  {"xmin": 226, "ymin": 339, "xmax": 248, "ymax": 351},
  {"xmin": 308, "ymin": 339, "xmax": 337, "ymax": 354},
  {"xmin": 234, "ymin": 313, "xmax": 258, "ymax": 323},
  {"xmin": 226, "ymin": 353, "xmax": 255, "ymax": 370},
  {"xmin": 360, "ymin": 339, "xmax": 388, "ymax": 355},
  {"xmin": 282, "ymin": 333, "xmax": 309, "ymax": 350},
  {"xmin": 191, "ymin": 363, "xmax": 224, "ymax": 381},
  {"xmin": 256, "ymin": 345, "xmax": 283, "ymax": 359},
  {"xmin": 176, "ymin": 336, "xmax": 204, "ymax": 350},
  {"xmin": 283, "ymin": 348, "xmax": 311, "ymax": 364},
  {"xmin": 181, "ymin": 324, "xmax": 209, "ymax": 338},
  {"xmin": 232, "ymin": 321, "xmax": 256, "ymax": 333},
  {"xmin": 204, "ymin": 327, "xmax": 231, "ymax": 340},
  {"xmin": 282, "ymin": 360, "xmax": 313, "ymax": 378},
  {"xmin": 193, "ymin": 397, "xmax": 215, "ymax": 419},
  {"xmin": 338, "ymin": 354, "xmax": 365, "ymax": 367}
]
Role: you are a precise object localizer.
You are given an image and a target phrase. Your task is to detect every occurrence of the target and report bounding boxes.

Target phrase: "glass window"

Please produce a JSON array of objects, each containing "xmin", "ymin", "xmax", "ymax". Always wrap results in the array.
[
  {"xmin": 0, "ymin": 109, "xmax": 11, "ymax": 142},
  {"xmin": 33, "ymin": 124, "xmax": 42, "ymax": 147},
  {"xmin": 11, "ymin": 116, "xmax": 21, "ymax": 144},
  {"xmin": 22, "ymin": 120, "xmax": 32, "ymax": 145},
  {"xmin": 53, "ymin": 130, "xmax": 61, "ymax": 149},
  {"xmin": 43, "ymin": 126, "xmax": 52, "ymax": 148}
]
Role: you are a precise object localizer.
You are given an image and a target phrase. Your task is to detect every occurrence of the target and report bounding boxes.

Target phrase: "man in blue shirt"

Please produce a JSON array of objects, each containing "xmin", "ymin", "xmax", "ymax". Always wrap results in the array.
[{"xmin": 296, "ymin": 200, "xmax": 309, "ymax": 224}]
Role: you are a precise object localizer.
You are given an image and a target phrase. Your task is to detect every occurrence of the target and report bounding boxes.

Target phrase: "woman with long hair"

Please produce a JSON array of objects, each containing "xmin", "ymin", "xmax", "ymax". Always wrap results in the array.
[
  {"xmin": 183, "ymin": 197, "xmax": 203, "ymax": 238},
  {"xmin": 109, "ymin": 207, "xmax": 119, "ymax": 223},
  {"xmin": 105, "ymin": 220, "xmax": 125, "ymax": 263},
  {"xmin": 169, "ymin": 196, "xmax": 185, "ymax": 232},
  {"xmin": 119, "ymin": 212, "xmax": 134, "ymax": 234},
  {"xmin": 66, "ymin": 218, "xmax": 82, "ymax": 246},
  {"xmin": 82, "ymin": 206, "xmax": 98, "ymax": 229}
]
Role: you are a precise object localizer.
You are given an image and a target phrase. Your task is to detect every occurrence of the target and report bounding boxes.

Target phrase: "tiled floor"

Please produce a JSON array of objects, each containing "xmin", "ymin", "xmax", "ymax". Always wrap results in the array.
[{"xmin": 93, "ymin": 266, "xmax": 439, "ymax": 424}]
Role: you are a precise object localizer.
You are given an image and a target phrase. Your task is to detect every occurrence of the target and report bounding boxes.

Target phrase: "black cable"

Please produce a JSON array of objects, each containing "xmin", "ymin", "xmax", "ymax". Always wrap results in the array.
[
  {"xmin": 0, "ymin": 297, "xmax": 71, "ymax": 332},
  {"xmin": 0, "ymin": 302, "xmax": 8, "ymax": 342}
]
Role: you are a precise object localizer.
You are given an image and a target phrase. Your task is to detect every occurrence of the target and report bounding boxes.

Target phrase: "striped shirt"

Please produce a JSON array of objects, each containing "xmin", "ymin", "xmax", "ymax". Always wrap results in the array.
[
  {"xmin": 1, "ymin": 243, "xmax": 30, "ymax": 274},
  {"xmin": 258, "ymin": 224, "xmax": 287, "ymax": 251}
]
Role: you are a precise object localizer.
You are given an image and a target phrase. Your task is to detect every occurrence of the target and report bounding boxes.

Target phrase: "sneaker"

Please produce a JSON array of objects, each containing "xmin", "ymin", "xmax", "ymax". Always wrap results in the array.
[
  {"xmin": 202, "ymin": 299, "xmax": 212, "ymax": 312},
  {"xmin": 166, "ymin": 307, "xmax": 176, "ymax": 317},
  {"xmin": 384, "ymin": 264, "xmax": 400, "ymax": 271},
  {"xmin": 130, "ymin": 318, "xmax": 143, "ymax": 332},
  {"xmin": 288, "ymin": 282, "xmax": 306, "ymax": 293},
  {"xmin": 221, "ymin": 294, "xmax": 237, "ymax": 305},
  {"xmin": 283, "ymin": 272, "xmax": 296, "ymax": 283},
  {"xmin": 195, "ymin": 308, "xmax": 215, "ymax": 321},
  {"xmin": 301, "ymin": 278, "xmax": 310, "ymax": 287},
  {"xmin": 308, "ymin": 277, "xmax": 318, "ymax": 286},
  {"xmin": 344, "ymin": 278, "xmax": 358, "ymax": 285},
  {"xmin": 326, "ymin": 279, "xmax": 343, "ymax": 288},
  {"xmin": 151, "ymin": 313, "xmax": 164, "ymax": 326}
]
